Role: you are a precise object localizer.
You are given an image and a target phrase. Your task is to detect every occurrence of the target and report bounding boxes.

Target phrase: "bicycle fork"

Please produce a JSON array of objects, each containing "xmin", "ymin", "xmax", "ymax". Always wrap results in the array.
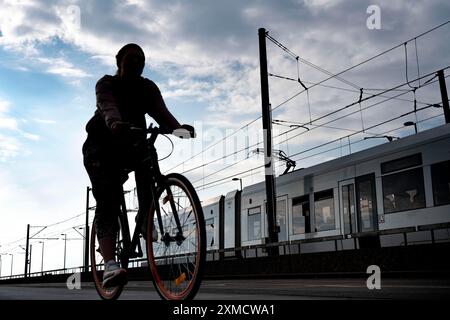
[
  {"xmin": 152, "ymin": 182, "xmax": 186, "ymax": 246},
  {"xmin": 147, "ymin": 146, "xmax": 185, "ymax": 246}
]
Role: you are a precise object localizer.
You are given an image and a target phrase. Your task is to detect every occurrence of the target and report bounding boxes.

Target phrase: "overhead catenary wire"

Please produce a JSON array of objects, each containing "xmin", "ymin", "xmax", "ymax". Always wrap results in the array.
[
  {"xmin": 279, "ymin": 101, "xmax": 445, "ymax": 161},
  {"xmin": 415, "ymin": 38, "xmax": 421, "ymax": 87},
  {"xmin": 0, "ymin": 212, "xmax": 85, "ymax": 251},
  {"xmin": 267, "ymin": 73, "xmax": 449, "ymax": 166},
  {"xmin": 269, "ymin": 74, "xmax": 437, "ymax": 107},
  {"xmin": 163, "ymin": 21, "xmax": 450, "ymax": 175},
  {"xmin": 198, "ymin": 110, "xmax": 445, "ymax": 194},
  {"xmin": 168, "ymin": 70, "xmax": 447, "ymax": 182},
  {"xmin": 266, "ymin": 32, "xmax": 361, "ymax": 90},
  {"xmin": 271, "ymin": 70, "xmax": 449, "ymax": 143},
  {"xmin": 275, "ymin": 90, "xmax": 422, "ymax": 148},
  {"xmin": 166, "ymin": 72, "xmax": 448, "ymax": 201},
  {"xmin": 193, "ymin": 100, "xmax": 446, "ymax": 193},
  {"xmin": 270, "ymin": 20, "xmax": 450, "ymax": 114},
  {"xmin": 276, "ymin": 112, "xmax": 445, "ymax": 172},
  {"xmin": 404, "ymin": 42, "xmax": 418, "ymax": 90}
]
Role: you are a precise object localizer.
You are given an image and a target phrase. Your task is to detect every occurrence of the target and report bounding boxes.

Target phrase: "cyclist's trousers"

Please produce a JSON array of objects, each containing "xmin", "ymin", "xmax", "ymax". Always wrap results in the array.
[{"xmin": 82, "ymin": 136, "xmax": 153, "ymax": 240}]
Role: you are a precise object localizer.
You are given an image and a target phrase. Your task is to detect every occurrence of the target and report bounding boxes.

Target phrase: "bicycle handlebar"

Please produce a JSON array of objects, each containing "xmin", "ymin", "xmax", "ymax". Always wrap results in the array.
[{"xmin": 130, "ymin": 124, "xmax": 196, "ymax": 139}]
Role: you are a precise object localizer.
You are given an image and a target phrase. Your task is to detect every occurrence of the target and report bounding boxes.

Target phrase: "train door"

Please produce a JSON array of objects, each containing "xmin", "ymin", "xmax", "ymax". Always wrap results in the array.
[
  {"xmin": 264, "ymin": 196, "xmax": 288, "ymax": 242},
  {"xmin": 339, "ymin": 179, "xmax": 358, "ymax": 236}
]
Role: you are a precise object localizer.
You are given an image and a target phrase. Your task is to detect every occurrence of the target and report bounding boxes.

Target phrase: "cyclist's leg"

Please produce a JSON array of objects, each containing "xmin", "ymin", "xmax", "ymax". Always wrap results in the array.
[
  {"xmin": 86, "ymin": 163, "xmax": 128, "ymax": 287},
  {"xmin": 134, "ymin": 165, "xmax": 153, "ymax": 238},
  {"xmin": 83, "ymin": 139, "xmax": 122, "ymax": 262}
]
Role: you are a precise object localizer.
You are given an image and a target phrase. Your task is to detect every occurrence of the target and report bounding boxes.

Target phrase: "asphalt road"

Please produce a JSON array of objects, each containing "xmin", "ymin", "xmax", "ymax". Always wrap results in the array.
[{"xmin": 0, "ymin": 278, "xmax": 449, "ymax": 300}]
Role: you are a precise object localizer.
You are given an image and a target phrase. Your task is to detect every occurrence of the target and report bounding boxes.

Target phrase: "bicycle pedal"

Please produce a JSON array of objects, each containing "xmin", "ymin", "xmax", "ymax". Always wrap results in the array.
[{"xmin": 162, "ymin": 194, "xmax": 173, "ymax": 205}]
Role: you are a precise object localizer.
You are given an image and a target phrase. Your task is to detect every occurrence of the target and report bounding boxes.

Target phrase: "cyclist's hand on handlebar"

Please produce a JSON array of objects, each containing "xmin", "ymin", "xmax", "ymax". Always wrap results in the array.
[
  {"xmin": 173, "ymin": 124, "xmax": 196, "ymax": 139},
  {"xmin": 111, "ymin": 121, "xmax": 131, "ymax": 137},
  {"xmin": 180, "ymin": 124, "xmax": 195, "ymax": 136}
]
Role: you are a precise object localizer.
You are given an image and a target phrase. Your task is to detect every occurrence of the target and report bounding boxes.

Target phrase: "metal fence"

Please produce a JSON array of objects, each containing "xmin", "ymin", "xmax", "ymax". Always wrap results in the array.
[{"xmin": 1, "ymin": 222, "xmax": 448, "ymax": 281}]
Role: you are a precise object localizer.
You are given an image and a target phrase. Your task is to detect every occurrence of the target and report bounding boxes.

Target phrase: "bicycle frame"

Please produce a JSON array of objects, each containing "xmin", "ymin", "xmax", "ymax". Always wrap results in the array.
[{"xmin": 116, "ymin": 128, "xmax": 184, "ymax": 264}]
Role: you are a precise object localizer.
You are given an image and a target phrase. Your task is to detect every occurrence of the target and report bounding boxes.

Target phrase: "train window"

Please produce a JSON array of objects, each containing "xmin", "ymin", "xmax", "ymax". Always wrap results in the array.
[
  {"xmin": 314, "ymin": 189, "xmax": 335, "ymax": 232},
  {"xmin": 276, "ymin": 199, "xmax": 287, "ymax": 242},
  {"xmin": 248, "ymin": 206, "xmax": 261, "ymax": 241},
  {"xmin": 292, "ymin": 195, "xmax": 310, "ymax": 234},
  {"xmin": 431, "ymin": 160, "xmax": 450, "ymax": 206},
  {"xmin": 382, "ymin": 167, "xmax": 426, "ymax": 213},
  {"xmin": 356, "ymin": 174, "xmax": 377, "ymax": 232},
  {"xmin": 264, "ymin": 199, "xmax": 288, "ymax": 241},
  {"xmin": 381, "ymin": 153, "xmax": 422, "ymax": 174},
  {"xmin": 342, "ymin": 184, "xmax": 356, "ymax": 234}
]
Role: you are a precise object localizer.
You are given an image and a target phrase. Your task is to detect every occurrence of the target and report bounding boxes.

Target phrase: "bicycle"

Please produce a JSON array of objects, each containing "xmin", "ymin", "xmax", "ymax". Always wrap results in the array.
[{"xmin": 90, "ymin": 124, "xmax": 206, "ymax": 300}]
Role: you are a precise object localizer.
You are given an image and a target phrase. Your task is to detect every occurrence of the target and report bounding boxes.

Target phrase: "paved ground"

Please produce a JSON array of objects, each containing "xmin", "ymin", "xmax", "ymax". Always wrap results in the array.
[{"xmin": 0, "ymin": 278, "xmax": 449, "ymax": 300}]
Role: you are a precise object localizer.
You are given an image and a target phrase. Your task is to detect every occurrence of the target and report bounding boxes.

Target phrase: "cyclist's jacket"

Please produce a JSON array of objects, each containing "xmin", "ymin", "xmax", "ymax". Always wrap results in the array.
[
  {"xmin": 86, "ymin": 74, "xmax": 169, "ymax": 141},
  {"xmin": 84, "ymin": 74, "xmax": 169, "ymax": 167}
]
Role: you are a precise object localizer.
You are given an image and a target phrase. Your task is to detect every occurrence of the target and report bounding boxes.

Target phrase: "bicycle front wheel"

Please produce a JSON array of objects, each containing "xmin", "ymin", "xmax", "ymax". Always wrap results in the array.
[{"xmin": 146, "ymin": 173, "xmax": 206, "ymax": 300}]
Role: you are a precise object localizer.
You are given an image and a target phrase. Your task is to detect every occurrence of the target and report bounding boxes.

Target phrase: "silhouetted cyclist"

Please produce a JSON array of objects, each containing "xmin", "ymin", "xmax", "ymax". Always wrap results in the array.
[{"xmin": 82, "ymin": 43, "xmax": 194, "ymax": 288}]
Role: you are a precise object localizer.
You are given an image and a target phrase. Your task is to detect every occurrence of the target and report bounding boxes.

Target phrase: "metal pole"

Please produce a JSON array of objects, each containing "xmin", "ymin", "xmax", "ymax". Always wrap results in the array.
[
  {"xmin": 84, "ymin": 186, "xmax": 90, "ymax": 274},
  {"xmin": 24, "ymin": 224, "xmax": 30, "ymax": 278},
  {"xmin": 258, "ymin": 28, "xmax": 278, "ymax": 252},
  {"xmin": 438, "ymin": 70, "xmax": 450, "ymax": 124},
  {"xmin": 63, "ymin": 234, "xmax": 67, "ymax": 271},
  {"xmin": 10, "ymin": 254, "xmax": 13, "ymax": 276},
  {"xmin": 82, "ymin": 228, "xmax": 85, "ymax": 272},
  {"xmin": 28, "ymin": 244, "xmax": 32, "ymax": 275},
  {"xmin": 41, "ymin": 242, "xmax": 44, "ymax": 276},
  {"xmin": 0, "ymin": 255, "xmax": 2, "ymax": 277},
  {"xmin": 239, "ymin": 179, "xmax": 243, "ymax": 192}
]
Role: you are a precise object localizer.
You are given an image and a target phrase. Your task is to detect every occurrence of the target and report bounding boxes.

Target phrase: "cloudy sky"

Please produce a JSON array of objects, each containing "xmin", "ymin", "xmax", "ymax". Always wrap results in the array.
[{"xmin": 0, "ymin": 0, "xmax": 449, "ymax": 275}]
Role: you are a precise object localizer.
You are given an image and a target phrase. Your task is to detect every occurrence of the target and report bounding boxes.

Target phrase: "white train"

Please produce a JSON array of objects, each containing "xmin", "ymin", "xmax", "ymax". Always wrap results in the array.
[{"xmin": 202, "ymin": 123, "xmax": 450, "ymax": 259}]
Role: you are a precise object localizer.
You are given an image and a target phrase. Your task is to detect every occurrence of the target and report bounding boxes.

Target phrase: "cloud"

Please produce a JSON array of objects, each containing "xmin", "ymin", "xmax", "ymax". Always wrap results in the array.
[
  {"xmin": 0, "ymin": 99, "xmax": 18, "ymax": 131},
  {"xmin": 19, "ymin": 131, "xmax": 40, "ymax": 141},
  {"xmin": 0, "ymin": 133, "xmax": 21, "ymax": 161},
  {"xmin": 0, "ymin": 97, "xmax": 41, "ymax": 160},
  {"xmin": 1, "ymin": 1, "xmax": 448, "ymax": 160},
  {"xmin": 0, "ymin": 98, "xmax": 17, "ymax": 135},
  {"xmin": 1, "ymin": 0, "xmax": 447, "ymax": 129},
  {"xmin": 0, "ymin": 117, "xmax": 18, "ymax": 130},
  {"xmin": 0, "ymin": 98, "xmax": 10, "ymax": 113},
  {"xmin": 0, "ymin": 98, "xmax": 20, "ymax": 161},
  {"xmin": 38, "ymin": 57, "xmax": 91, "ymax": 78}
]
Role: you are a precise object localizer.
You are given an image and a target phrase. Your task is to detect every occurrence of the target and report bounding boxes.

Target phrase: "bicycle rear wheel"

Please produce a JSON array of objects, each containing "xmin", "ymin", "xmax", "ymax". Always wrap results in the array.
[
  {"xmin": 146, "ymin": 173, "xmax": 206, "ymax": 300},
  {"xmin": 90, "ymin": 219, "xmax": 128, "ymax": 300}
]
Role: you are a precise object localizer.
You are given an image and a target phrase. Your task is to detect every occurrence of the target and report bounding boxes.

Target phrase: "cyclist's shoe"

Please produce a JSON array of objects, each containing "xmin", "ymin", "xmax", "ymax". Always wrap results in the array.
[{"xmin": 102, "ymin": 260, "xmax": 127, "ymax": 288}]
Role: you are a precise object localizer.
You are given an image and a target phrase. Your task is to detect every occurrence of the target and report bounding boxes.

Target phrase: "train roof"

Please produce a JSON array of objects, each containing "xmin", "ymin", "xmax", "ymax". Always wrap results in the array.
[
  {"xmin": 201, "ymin": 194, "xmax": 223, "ymax": 207},
  {"xmin": 242, "ymin": 123, "xmax": 450, "ymax": 195},
  {"xmin": 225, "ymin": 189, "xmax": 240, "ymax": 199}
]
